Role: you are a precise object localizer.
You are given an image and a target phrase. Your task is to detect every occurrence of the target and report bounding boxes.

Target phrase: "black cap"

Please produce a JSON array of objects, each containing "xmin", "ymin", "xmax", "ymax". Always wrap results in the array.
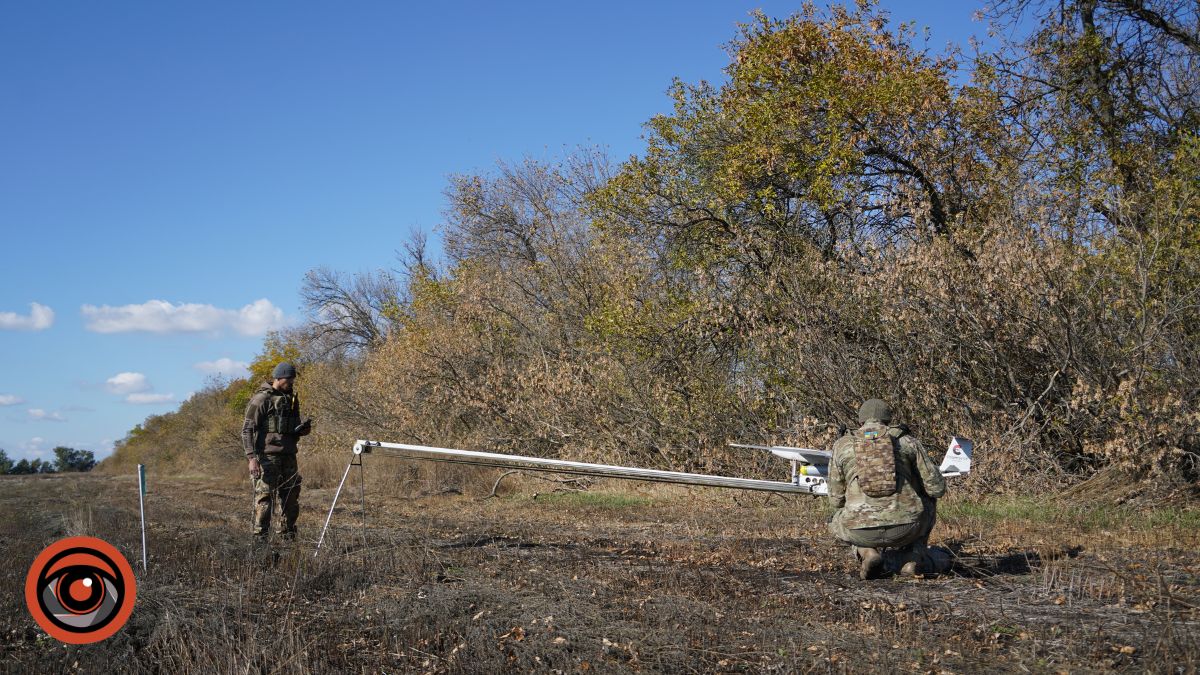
[{"xmin": 272, "ymin": 362, "xmax": 297, "ymax": 379}]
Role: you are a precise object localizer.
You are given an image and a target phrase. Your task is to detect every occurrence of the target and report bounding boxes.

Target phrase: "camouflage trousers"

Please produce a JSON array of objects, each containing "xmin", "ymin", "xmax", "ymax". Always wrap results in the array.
[
  {"xmin": 829, "ymin": 501, "xmax": 937, "ymax": 551},
  {"xmin": 253, "ymin": 454, "xmax": 302, "ymax": 538}
]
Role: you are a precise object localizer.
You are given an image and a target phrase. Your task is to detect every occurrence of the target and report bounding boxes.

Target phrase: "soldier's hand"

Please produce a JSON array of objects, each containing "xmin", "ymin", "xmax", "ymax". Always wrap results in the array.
[{"xmin": 248, "ymin": 456, "xmax": 262, "ymax": 479}]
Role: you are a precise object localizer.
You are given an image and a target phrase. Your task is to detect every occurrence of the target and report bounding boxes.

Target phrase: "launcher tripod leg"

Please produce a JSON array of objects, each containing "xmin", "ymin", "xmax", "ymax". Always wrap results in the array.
[
  {"xmin": 357, "ymin": 458, "xmax": 367, "ymax": 545},
  {"xmin": 314, "ymin": 451, "xmax": 361, "ymax": 557}
]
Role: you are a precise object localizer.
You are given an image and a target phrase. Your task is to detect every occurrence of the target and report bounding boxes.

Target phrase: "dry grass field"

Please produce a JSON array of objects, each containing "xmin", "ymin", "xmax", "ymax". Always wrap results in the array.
[{"xmin": 1, "ymin": 469, "xmax": 1197, "ymax": 673}]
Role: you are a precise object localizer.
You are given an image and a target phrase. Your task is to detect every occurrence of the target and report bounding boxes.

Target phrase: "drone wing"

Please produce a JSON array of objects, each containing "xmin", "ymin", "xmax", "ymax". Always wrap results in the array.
[
  {"xmin": 769, "ymin": 446, "xmax": 831, "ymax": 464},
  {"xmin": 728, "ymin": 443, "xmax": 774, "ymax": 452}
]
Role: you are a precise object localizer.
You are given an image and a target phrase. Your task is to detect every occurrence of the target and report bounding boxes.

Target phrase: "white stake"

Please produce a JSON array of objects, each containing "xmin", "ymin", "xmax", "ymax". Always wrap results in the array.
[{"xmin": 137, "ymin": 464, "xmax": 148, "ymax": 571}]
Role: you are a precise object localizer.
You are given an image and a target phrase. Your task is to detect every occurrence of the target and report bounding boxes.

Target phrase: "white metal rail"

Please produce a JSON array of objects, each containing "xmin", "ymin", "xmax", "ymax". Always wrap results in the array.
[
  {"xmin": 313, "ymin": 439, "xmax": 822, "ymax": 555},
  {"xmin": 356, "ymin": 440, "xmax": 822, "ymax": 494}
]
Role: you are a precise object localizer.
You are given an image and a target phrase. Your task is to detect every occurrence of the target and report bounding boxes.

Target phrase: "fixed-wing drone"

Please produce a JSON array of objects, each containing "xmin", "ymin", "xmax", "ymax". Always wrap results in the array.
[{"xmin": 728, "ymin": 437, "xmax": 974, "ymax": 496}]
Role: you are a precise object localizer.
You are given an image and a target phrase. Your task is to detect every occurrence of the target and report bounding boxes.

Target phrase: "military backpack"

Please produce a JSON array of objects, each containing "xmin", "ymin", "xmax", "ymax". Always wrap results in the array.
[{"xmin": 853, "ymin": 421, "xmax": 899, "ymax": 498}]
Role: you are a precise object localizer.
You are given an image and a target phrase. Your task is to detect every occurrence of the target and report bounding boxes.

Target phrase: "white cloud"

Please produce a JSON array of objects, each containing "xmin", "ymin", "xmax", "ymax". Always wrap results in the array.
[
  {"xmin": 0, "ymin": 394, "xmax": 24, "ymax": 406},
  {"xmin": 102, "ymin": 372, "xmax": 175, "ymax": 405},
  {"xmin": 125, "ymin": 393, "xmax": 175, "ymax": 405},
  {"xmin": 106, "ymin": 372, "xmax": 150, "ymax": 395},
  {"xmin": 27, "ymin": 408, "xmax": 66, "ymax": 422},
  {"xmin": 232, "ymin": 299, "xmax": 287, "ymax": 336},
  {"xmin": 81, "ymin": 298, "xmax": 285, "ymax": 336},
  {"xmin": 194, "ymin": 357, "xmax": 250, "ymax": 378},
  {"xmin": 0, "ymin": 303, "xmax": 54, "ymax": 331}
]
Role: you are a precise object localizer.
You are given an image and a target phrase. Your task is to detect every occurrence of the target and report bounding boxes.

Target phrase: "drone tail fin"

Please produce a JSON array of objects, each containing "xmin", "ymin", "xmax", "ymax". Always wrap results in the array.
[{"xmin": 940, "ymin": 437, "xmax": 973, "ymax": 476}]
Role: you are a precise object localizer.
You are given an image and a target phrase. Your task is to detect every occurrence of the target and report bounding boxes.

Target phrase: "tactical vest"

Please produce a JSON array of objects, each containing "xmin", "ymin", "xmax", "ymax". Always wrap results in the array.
[
  {"xmin": 263, "ymin": 392, "xmax": 302, "ymax": 435},
  {"xmin": 853, "ymin": 421, "xmax": 899, "ymax": 498}
]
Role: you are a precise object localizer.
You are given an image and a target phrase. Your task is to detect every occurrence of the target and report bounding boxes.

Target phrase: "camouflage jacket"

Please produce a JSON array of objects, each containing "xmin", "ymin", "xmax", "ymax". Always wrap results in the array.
[
  {"xmin": 827, "ymin": 424, "xmax": 945, "ymax": 529},
  {"xmin": 242, "ymin": 384, "xmax": 309, "ymax": 457}
]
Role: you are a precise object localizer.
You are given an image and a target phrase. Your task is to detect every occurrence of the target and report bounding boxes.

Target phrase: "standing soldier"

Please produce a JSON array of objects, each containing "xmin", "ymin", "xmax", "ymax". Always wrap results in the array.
[
  {"xmin": 827, "ymin": 399, "xmax": 947, "ymax": 579},
  {"xmin": 244, "ymin": 362, "xmax": 311, "ymax": 541}
]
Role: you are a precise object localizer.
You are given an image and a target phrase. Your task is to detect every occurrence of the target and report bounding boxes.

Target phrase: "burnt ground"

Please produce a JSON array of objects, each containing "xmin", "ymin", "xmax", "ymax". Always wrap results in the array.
[{"xmin": 0, "ymin": 471, "xmax": 1197, "ymax": 673}]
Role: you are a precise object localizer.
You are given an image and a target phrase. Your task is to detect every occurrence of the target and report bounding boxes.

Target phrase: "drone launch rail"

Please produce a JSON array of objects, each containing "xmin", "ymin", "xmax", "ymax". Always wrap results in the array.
[
  {"xmin": 313, "ymin": 440, "xmax": 825, "ymax": 555},
  {"xmin": 354, "ymin": 440, "xmax": 821, "ymax": 494}
]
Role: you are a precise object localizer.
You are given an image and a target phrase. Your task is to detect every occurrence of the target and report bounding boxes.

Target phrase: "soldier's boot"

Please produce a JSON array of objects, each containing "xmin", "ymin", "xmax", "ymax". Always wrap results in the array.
[
  {"xmin": 925, "ymin": 546, "xmax": 953, "ymax": 574},
  {"xmin": 899, "ymin": 542, "xmax": 931, "ymax": 577},
  {"xmin": 855, "ymin": 546, "xmax": 883, "ymax": 580}
]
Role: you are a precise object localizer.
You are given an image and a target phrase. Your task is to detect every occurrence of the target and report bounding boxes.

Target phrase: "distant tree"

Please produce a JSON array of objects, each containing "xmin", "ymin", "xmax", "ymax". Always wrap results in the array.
[
  {"xmin": 0, "ymin": 449, "xmax": 12, "ymax": 474},
  {"xmin": 10, "ymin": 458, "xmax": 57, "ymax": 474},
  {"xmin": 301, "ymin": 266, "xmax": 402, "ymax": 354},
  {"xmin": 53, "ymin": 446, "xmax": 96, "ymax": 472}
]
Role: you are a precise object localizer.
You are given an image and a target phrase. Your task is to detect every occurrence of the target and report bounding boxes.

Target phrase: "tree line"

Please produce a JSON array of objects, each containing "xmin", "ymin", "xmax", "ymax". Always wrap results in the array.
[
  {"xmin": 0, "ymin": 447, "xmax": 97, "ymax": 475},
  {"xmin": 103, "ymin": 1, "xmax": 1199, "ymax": 498}
]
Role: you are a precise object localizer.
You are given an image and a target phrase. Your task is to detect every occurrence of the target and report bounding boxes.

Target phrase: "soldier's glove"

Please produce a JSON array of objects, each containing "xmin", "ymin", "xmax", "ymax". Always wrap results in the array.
[{"xmin": 294, "ymin": 417, "xmax": 312, "ymax": 434}]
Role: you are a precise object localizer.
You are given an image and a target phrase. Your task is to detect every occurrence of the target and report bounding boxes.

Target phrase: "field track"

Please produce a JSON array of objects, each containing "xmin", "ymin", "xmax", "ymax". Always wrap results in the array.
[{"xmin": 1, "ymin": 472, "xmax": 1197, "ymax": 672}]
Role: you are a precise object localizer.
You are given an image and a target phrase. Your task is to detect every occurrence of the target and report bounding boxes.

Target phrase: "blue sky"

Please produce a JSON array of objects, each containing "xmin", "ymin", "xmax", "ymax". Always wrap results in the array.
[{"xmin": 0, "ymin": 1, "xmax": 1001, "ymax": 463}]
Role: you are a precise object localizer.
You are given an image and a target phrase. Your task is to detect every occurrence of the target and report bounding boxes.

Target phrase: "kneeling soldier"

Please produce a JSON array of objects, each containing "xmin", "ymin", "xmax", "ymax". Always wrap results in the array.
[{"xmin": 828, "ymin": 399, "xmax": 946, "ymax": 579}]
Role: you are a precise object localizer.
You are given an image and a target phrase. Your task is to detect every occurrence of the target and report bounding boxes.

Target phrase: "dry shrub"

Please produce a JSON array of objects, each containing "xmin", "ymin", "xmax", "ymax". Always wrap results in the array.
[
  {"xmin": 99, "ymin": 7, "xmax": 1199, "ymax": 502},
  {"xmin": 248, "ymin": 149, "xmax": 1198, "ymax": 499}
]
